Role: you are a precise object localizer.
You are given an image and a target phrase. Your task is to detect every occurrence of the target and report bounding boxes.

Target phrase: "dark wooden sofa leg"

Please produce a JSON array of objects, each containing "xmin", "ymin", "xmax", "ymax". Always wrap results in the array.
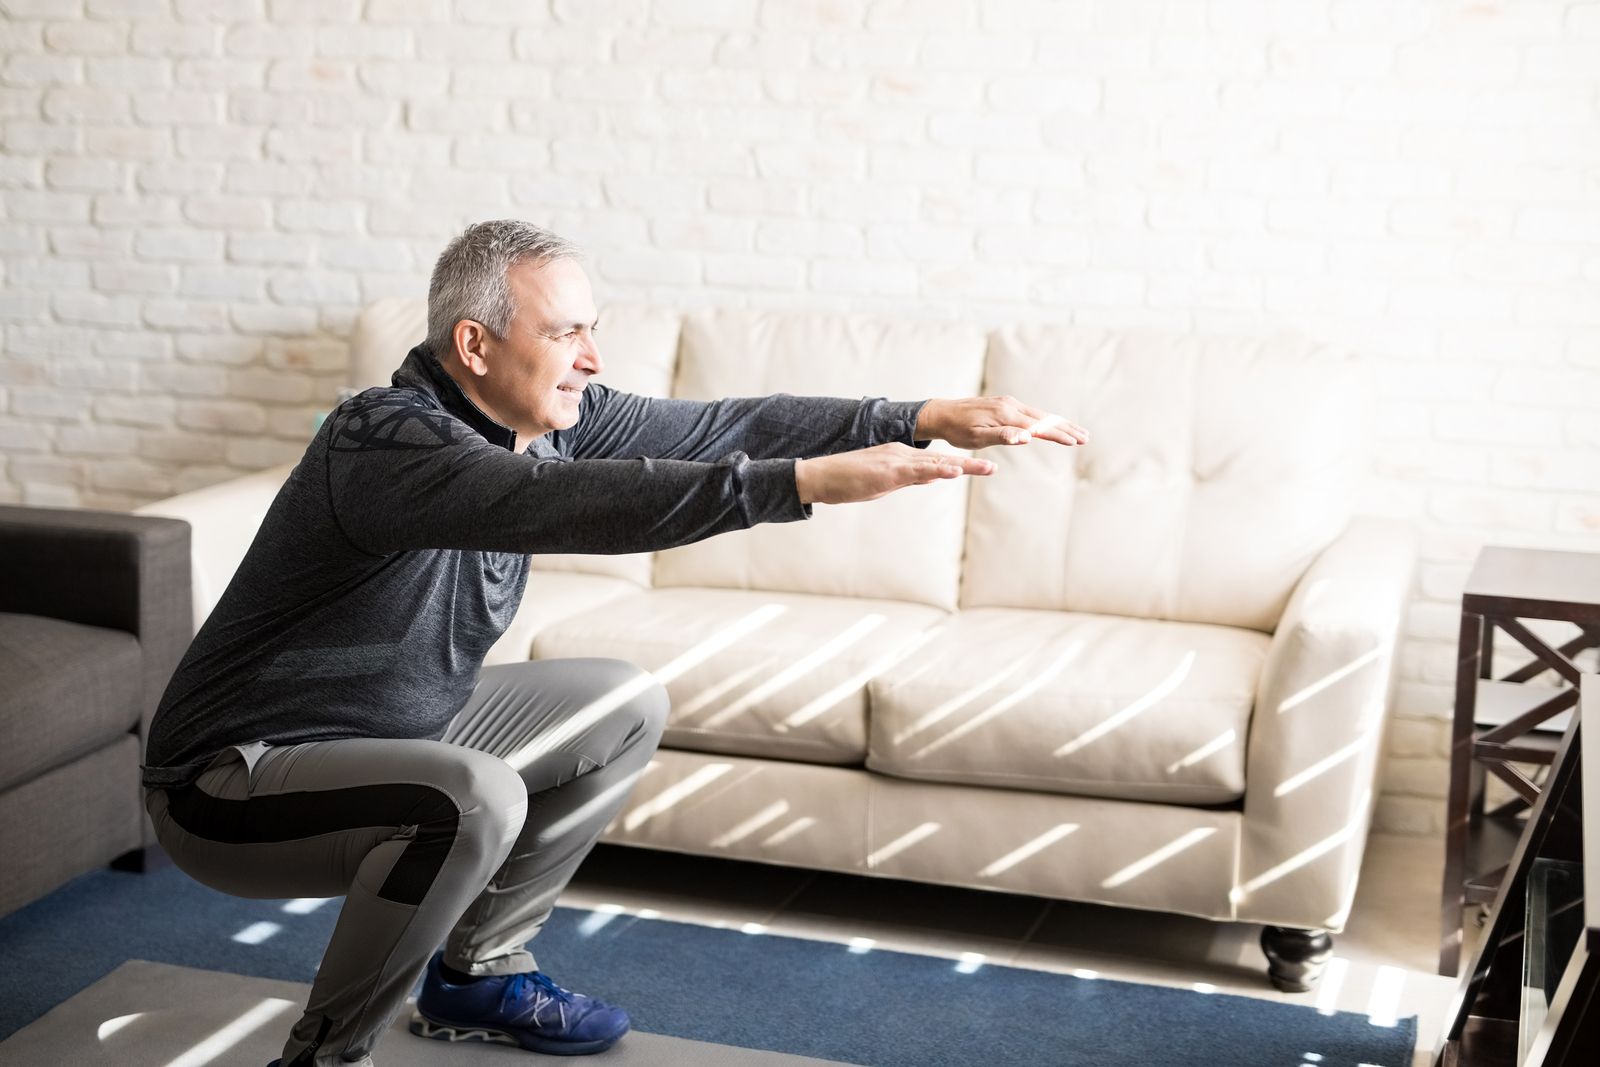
[
  {"xmin": 1261, "ymin": 926, "xmax": 1332, "ymax": 992},
  {"xmin": 110, "ymin": 845, "xmax": 171, "ymax": 874}
]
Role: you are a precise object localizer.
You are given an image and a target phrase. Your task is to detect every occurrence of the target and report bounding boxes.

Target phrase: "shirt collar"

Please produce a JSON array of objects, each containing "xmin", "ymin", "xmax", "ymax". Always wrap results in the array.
[{"xmin": 393, "ymin": 344, "xmax": 520, "ymax": 452}]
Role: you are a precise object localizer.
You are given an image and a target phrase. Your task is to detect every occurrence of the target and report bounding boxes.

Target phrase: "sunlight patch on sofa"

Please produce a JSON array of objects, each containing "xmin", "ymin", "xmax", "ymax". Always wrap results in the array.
[
  {"xmin": 978, "ymin": 823, "xmax": 1080, "ymax": 878},
  {"xmin": 1275, "ymin": 646, "xmax": 1382, "ymax": 715},
  {"xmin": 867, "ymin": 821, "xmax": 942, "ymax": 868},
  {"xmin": 704, "ymin": 613, "xmax": 885, "ymax": 729},
  {"xmin": 760, "ymin": 815, "xmax": 817, "ymax": 848},
  {"xmin": 621, "ymin": 762, "xmax": 734, "ymax": 832},
  {"xmin": 781, "ymin": 625, "xmax": 945, "ymax": 731},
  {"xmin": 506, "ymin": 605, "xmax": 785, "ymax": 769},
  {"xmin": 1232, "ymin": 817, "xmax": 1364, "ymax": 902},
  {"xmin": 1166, "ymin": 728, "xmax": 1237, "ymax": 775},
  {"xmin": 673, "ymin": 658, "xmax": 774, "ymax": 719},
  {"xmin": 710, "ymin": 800, "xmax": 791, "ymax": 848},
  {"xmin": 913, "ymin": 642, "xmax": 1085, "ymax": 760},
  {"xmin": 1055, "ymin": 649, "xmax": 1194, "ymax": 759},
  {"xmin": 1273, "ymin": 735, "xmax": 1371, "ymax": 798},
  {"xmin": 653, "ymin": 603, "xmax": 790, "ymax": 685},
  {"xmin": 890, "ymin": 653, "xmax": 1031, "ymax": 745},
  {"xmin": 1099, "ymin": 826, "xmax": 1216, "ymax": 890}
]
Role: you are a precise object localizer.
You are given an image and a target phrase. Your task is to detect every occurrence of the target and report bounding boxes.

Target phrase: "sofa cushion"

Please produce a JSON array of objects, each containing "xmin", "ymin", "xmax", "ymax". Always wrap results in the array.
[
  {"xmin": 531, "ymin": 587, "xmax": 948, "ymax": 765},
  {"xmin": 867, "ymin": 608, "xmax": 1270, "ymax": 805},
  {"xmin": 0, "ymin": 613, "xmax": 142, "ymax": 793},
  {"xmin": 962, "ymin": 327, "xmax": 1371, "ymax": 633},
  {"xmin": 652, "ymin": 311, "xmax": 987, "ymax": 610}
]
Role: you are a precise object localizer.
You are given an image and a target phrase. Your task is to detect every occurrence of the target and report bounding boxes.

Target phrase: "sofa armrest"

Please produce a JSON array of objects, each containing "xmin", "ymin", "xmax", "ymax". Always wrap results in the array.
[
  {"xmin": 134, "ymin": 464, "xmax": 294, "ymax": 633},
  {"xmin": 1236, "ymin": 514, "xmax": 1416, "ymax": 931},
  {"xmin": 0, "ymin": 505, "xmax": 192, "ymax": 754}
]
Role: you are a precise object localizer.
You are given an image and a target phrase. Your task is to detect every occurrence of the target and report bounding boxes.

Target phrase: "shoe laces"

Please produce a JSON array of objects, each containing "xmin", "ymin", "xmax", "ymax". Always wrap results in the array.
[{"xmin": 504, "ymin": 970, "xmax": 573, "ymax": 1007}]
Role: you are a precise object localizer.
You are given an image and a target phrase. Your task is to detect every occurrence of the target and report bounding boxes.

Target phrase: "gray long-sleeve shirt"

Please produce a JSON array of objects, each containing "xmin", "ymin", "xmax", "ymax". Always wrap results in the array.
[{"xmin": 142, "ymin": 344, "xmax": 929, "ymax": 788}]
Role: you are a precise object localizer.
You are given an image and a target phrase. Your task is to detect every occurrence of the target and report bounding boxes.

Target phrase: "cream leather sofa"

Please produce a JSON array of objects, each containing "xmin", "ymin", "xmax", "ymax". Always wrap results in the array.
[{"xmin": 140, "ymin": 299, "xmax": 1415, "ymax": 990}]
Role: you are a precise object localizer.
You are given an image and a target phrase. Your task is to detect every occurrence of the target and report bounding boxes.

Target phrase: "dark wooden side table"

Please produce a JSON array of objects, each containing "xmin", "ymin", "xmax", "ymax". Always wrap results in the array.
[
  {"xmin": 1433, "ymin": 679, "xmax": 1597, "ymax": 1066},
  {"xmin": 1439, "ymin": 547, "xmax": 1600, "ymax": 977}
]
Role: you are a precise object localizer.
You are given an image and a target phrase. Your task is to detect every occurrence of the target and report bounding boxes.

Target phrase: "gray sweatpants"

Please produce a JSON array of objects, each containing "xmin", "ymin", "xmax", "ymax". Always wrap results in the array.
[{"xmin": 144, "ymin": 658, "xmax": 668, "ymax": 1067}]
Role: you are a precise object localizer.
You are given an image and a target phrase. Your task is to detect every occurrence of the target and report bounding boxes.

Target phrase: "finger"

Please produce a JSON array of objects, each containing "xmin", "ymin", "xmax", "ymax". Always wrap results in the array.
[
  {"xmin": 1028, "ymin": 416, "xmax": 1090, "ymax": 446},
  {"xmin": 912, "ymin": 458, "xmax": 987, "ymax": 484},
  {"xmin": 997, "ymin": 426, "xmax": 1032, "ymax": 446},
  {"xmin": 1031, "ymin": 425, "xmax": 1088, "ymax": 446},
  {"xmin": 960, "ymin": 456, "xmax": 996, "ymax": 474}
]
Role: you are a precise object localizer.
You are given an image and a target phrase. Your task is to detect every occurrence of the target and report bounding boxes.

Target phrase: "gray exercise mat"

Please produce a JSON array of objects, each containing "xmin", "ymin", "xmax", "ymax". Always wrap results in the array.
[{"xmin": 0, "ymin": 959, "xmax": 846, "ymax": 1066}]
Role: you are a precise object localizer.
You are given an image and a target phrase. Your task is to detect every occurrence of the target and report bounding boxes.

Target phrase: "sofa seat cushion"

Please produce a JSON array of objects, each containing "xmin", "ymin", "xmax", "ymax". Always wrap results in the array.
[
  {"xmin": 867, "ymin": 608, "xmax": 1271, "ymax": 805},
  {"xmin": 531, "ymin": 588, "xmax": 948, "ymax": 765},
  {"xmin": 0, "ymin": 613, "xmax": 142, "ymax": 793}
]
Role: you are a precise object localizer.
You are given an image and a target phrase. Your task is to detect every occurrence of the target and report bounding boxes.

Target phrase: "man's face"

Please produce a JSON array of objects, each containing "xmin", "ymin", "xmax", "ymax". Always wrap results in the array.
[{"xmin": 475, "ymin": 256, "xmax": 602, "ymax": 444}]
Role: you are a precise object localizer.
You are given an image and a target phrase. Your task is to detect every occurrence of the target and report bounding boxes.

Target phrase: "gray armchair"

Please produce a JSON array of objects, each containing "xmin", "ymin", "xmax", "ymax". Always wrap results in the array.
[{"xmin": 0, "ymin": 505, "xmax": 190, "ymax": 916}]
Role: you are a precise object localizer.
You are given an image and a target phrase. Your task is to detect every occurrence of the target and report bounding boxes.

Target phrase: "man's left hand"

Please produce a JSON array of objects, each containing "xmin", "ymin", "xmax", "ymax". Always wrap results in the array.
[{"xmin": 915, "ymin": 396, "xmax": 1090, "ymax": 450}]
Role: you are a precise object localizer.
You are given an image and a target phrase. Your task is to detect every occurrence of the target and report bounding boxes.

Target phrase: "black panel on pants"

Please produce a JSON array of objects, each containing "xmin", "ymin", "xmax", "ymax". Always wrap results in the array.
[{"xmin": 162, "ymin": 782, "xmax": 462, "ymax": 907}]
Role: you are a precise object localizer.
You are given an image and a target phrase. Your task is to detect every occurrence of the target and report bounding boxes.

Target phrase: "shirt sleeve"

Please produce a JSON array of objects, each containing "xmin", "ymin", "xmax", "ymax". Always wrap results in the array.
[
  {"xmin": 323, "ymin": 392, "xmax": 809, "ymax": 556},
  {"xmin": 552, "ymin": 384, "xmax": 932, "ymax": 462}
]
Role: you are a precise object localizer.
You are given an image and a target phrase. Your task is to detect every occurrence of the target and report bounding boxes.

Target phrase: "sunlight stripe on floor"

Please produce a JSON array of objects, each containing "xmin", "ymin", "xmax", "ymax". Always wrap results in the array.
[
  {"xmin": 1366, "ymin": 965, "xmax": 1404, "ymax": 1028},
  {"xmin": 281, "ymin": 898, "xmax": 332, "ymax": 915},
  {"xmin": 1315, "ymin": 956, "xmax": 1350, "ymax": 1016},
  {"xmin": 230, "ymin": 922, "xmax": 280, "ymax": 945},
  {"xmin": 161, "ymin": 998, "xmax": 295, "ymax": 1067}
]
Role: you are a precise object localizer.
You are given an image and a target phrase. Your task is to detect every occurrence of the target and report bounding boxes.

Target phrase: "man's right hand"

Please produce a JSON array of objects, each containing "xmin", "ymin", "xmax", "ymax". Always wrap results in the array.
[{"xmin": 793, "ymin": 443, "xmax": 995, "ymax": 506}]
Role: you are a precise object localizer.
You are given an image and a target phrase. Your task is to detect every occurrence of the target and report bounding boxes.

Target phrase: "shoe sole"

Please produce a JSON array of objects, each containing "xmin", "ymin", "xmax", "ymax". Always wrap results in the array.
[{"xmin": 409, "ymin": 1011, "xmax": 626, "ymax": 1056}]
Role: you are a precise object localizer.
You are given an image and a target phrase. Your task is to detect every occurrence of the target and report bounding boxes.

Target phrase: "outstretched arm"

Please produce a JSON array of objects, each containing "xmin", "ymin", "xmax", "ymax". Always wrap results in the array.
[{"xmin": 554, "ymin": 384, "xmax": 930, "ymax": 462}]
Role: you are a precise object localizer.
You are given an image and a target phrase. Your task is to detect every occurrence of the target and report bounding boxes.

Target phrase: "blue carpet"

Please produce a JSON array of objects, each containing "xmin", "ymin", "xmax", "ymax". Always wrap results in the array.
[{"xmin": 0, "ymin": 863, "xmax": 1417, "ymax": 1067}]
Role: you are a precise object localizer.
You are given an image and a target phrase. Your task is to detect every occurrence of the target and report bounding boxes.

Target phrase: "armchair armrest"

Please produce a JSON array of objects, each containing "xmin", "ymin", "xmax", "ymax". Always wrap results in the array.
[
  {"xmin": 0, "ymin": 505, "xmax": 192, "ymax": 755},
  {"xmin": 1236, "ymin": 514, "xmax": 1416, "ymax": 931},
  {"xmin": 134, "ymin": 464, "xmax": 294, "ymax": 633}
]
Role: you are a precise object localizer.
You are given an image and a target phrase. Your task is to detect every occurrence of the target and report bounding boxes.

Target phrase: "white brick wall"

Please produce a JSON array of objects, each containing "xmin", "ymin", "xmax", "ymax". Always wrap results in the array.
[{"xmin": 3, "ymin": 0, "xmax": 1598, "ymax": 835}]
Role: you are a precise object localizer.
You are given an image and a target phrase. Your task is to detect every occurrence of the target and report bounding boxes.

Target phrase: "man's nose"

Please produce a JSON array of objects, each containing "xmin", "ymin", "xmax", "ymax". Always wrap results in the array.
[{"xmin": 578, "ymin": 335, "xmax": 604, "ymax": 375}]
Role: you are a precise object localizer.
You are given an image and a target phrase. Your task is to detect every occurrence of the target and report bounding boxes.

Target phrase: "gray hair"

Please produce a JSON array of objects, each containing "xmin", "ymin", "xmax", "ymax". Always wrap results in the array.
[{"xmin": 426, "ymin": 220, "xmax": 581, "ymax": 357}]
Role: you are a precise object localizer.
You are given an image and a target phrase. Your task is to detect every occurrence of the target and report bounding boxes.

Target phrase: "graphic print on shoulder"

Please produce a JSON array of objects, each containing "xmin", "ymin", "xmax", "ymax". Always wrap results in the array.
[{"xmin": 329, "ymin": 391, "xmax": 469, "ymax": 452}]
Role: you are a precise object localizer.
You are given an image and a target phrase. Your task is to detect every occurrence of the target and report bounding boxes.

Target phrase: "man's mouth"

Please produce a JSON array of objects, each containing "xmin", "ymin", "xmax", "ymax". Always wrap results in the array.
[{"xmin": 557, "ymin": 384, "xmax": 582, "ymax": 394}]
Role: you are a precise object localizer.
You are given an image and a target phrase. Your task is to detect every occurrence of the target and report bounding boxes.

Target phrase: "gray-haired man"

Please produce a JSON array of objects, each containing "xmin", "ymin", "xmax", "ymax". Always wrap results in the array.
[{"xmin": 141, "ymin": 220, "xmax": 1088, "ymax": 1066}]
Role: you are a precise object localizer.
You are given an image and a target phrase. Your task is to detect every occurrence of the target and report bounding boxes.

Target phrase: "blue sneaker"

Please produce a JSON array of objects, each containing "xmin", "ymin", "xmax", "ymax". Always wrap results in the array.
[{"xmin": 410, "ymin": 951, "xmax": 630, "ymax": 1055}]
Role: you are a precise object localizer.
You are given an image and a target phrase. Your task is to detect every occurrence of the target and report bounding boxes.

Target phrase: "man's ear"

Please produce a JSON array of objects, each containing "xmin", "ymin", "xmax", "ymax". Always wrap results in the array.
[{"xmin": 452, "ymin": 319, "xmax": 491, "ymax": 377}]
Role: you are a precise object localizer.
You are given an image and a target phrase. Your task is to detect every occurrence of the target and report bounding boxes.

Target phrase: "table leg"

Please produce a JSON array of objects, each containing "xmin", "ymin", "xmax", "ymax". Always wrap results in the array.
[{"xmin": 1440, "ymin": 609, "xmax": 1483, "ymax": 977}]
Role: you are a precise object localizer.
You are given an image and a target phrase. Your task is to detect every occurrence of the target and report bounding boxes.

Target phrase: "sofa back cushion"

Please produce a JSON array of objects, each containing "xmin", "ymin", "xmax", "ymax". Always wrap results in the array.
[
  {"xmin": 652, "ymin": 311, "xmax": 987, "ymax": 611},
  {"xmin": 962, "ymin": 327, "xmax": 1371, "ymax": 634},
  {"xmin": 348, "ymin": 296, "xmax": 429, "ymax": 389},
  {"xmin": 347, "ymin": 298, "xmax": 680, "ymax": 587}
]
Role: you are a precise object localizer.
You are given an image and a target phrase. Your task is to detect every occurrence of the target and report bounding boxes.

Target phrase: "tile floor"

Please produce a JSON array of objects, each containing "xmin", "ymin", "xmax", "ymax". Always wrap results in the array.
[{"xmin": 562, "ymin": 832, "xmax": 1467, "ymax": 1067}]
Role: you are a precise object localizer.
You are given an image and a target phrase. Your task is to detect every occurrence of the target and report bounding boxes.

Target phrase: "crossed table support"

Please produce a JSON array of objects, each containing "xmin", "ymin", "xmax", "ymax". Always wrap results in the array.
[{"xmin": 1438, "ymin": 546, "xmax": 1600, "ymax": 978}]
